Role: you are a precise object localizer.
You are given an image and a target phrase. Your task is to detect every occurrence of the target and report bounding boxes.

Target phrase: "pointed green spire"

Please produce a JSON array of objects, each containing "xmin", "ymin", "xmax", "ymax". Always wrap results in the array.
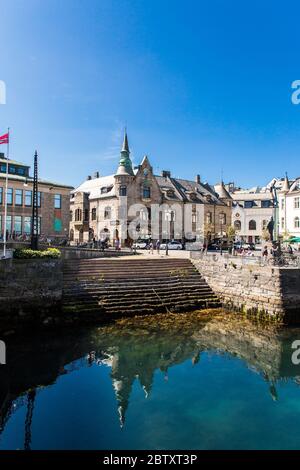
[{"xmin": 116, "ymin": 129, "xmax": 134, "ymax": 176}]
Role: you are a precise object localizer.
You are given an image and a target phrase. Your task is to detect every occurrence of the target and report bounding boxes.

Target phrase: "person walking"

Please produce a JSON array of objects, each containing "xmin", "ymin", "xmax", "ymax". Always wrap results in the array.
[
  {"xmin": 262, "ymin": 245, "xmax": 268, "ymax": 264},
  {"xmin": 156, "ymin": 240, "xmax": 160, "ymax": 254}
]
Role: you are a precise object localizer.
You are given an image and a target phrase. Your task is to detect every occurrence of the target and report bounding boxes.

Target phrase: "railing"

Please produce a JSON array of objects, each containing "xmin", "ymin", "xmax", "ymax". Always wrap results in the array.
[{"xmin": 190, "ymin": 250, "xmax": 300, "ymax": 268}]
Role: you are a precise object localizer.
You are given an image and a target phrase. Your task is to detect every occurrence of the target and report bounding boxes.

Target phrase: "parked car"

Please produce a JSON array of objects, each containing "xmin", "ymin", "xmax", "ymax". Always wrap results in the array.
[
  {"xmin": 160, "ymin": 241, "xmax": 183, "ymax": 250},
  {"xmin": 234, "ymin": 242, "xmax": 255, "ymax": 250},
  {"xmin": 132, "ymin": 239, "xmax": 149, "ymax": 249}
]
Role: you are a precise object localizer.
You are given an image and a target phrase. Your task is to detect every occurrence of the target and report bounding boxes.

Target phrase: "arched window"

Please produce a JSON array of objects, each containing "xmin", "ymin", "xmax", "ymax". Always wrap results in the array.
[
  {"xmin": 249, "ymin": 220, "xmax": 256, "ymax": 230},
  {"xmin": 104, "ymin": 207, "xmax": 111, "ymax": 219},
  {"xmin": 234, "ymin": 220, "xmax": 241, "ymax": 231},
  {"xmin": 295, "ymin": 217, "xmax": 300, "ymax": 229}
]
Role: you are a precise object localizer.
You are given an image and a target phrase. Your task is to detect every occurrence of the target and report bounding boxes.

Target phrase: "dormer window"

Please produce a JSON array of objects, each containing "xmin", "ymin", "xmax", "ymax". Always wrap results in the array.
[
  {"xmin": 101, "ymin": 185, "xmax": 113, "ymax": 194},
  {"xmin": 167, "ymin": 189, "xmax": 175, "ymax": 198},
  {"xmin": 189, "ymin": 192, "xmax": 197, "ymax": 201}
]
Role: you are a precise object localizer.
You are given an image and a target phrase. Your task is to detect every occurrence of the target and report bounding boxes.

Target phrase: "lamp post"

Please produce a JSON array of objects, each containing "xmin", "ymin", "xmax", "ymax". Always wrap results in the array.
[{"xmin": 30, "ymin": 151, "xmax": 39, "ymax": 250}]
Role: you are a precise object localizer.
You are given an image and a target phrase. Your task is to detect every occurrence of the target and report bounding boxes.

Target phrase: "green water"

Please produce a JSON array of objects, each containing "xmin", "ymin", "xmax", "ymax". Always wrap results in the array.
[{"xmin": 1, "ymin": 310, "xmax": 300, "ymax": 450}]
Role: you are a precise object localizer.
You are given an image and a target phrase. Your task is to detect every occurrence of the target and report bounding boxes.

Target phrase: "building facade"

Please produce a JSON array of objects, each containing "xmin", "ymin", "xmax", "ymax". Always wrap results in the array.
[
  {"xmin": 0, "ymin": 153, "xmax": 73, "ymax": 242},
  {"xmin": 278, "ymin": 175, "xmax": 300, "ymax": 238},
  {"xmin": 70, "ymin": 132, "xmax": 232, "ymax": 246},
  {"xmin": 230, "ymin": 187, "xmax": 275, "ymax": 244}
]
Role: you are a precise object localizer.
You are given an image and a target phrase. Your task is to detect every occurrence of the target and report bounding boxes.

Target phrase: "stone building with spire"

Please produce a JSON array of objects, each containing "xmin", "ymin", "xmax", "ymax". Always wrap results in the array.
[{"xmin": 69, "ymin": 131, "xmax": 231, "ymax": 246}]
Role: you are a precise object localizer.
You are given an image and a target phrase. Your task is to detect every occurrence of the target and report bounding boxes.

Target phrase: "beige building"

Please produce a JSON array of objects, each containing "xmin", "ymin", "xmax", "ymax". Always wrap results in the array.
[
  {"xmin": 70, "ymin": 132, "xmax": 231, "ymax": 246},
  {"xmin": 0, "ymin": 153, "xmax": 73, "ymax": 242}
]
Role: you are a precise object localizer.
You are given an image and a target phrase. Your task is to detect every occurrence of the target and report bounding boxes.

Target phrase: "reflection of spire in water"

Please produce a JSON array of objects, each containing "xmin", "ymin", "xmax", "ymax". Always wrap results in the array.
[
  {"xmin": 24, "ymin": 389, "xmax": 36, "ymax": 451},
  {"xmin": 112, "ymin": 378, "xmax": 133, "ymax": 428}
]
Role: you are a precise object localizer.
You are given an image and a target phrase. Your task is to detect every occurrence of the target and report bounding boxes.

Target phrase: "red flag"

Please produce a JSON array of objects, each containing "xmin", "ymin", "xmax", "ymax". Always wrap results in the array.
[{"xmin": 0, "ymin": 132, "xmax": 9, "ymax": 145}]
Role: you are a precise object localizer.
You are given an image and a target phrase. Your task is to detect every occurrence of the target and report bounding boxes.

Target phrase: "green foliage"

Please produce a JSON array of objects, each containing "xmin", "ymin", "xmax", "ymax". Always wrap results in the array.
[{"xmin": 13, "ymin": 247, "xmax": 61, "ymax": 259}]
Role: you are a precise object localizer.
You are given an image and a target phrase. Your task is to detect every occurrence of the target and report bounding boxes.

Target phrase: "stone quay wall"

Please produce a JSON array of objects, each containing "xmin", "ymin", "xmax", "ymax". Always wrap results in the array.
[
  {"xmin": 0, "ymin": 258, "xmax": 63, "ymax": 332},
  {"xmin": 191, "ymin": 252, "xmax": 300, "ymax": 323}
]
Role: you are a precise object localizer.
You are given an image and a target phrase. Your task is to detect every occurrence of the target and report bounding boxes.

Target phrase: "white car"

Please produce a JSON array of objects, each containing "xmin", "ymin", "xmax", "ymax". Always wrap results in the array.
[
  {"xmin": 132, "ymin": 240, "xmax": 148, "ymax": 249},
  {"xmin": 160, "ymin": 241, "xmax": 183, "ymax": 250}
]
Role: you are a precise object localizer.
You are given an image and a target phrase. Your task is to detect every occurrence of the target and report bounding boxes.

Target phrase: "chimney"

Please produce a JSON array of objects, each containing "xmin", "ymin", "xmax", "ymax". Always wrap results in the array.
[
  {"xmin": 161, "ymin": 170, "xmax": 171, "ymax": 178},
  {"xmin": 195, "ymin": 175, "xmax": 201, "ymax": 184},
  {"xmin": 87, "ymin": 175, "xmax": 92, "ymax": 181},
  {"xmin": 93, "ymin": 171, "xmax": 100, "ymax": 179}
]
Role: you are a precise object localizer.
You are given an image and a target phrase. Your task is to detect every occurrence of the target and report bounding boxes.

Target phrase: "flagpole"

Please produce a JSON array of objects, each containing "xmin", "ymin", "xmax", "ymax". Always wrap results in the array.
[{"xmin": 3, "ymin": 127, "xmax": 9, "ymax": 258}]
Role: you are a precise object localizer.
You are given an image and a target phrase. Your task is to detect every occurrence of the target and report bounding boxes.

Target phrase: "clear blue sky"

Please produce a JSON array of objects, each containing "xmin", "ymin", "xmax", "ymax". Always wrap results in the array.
[{"xmin": 1, "ymin": 0, "xmax": 300, "ymax": 188}]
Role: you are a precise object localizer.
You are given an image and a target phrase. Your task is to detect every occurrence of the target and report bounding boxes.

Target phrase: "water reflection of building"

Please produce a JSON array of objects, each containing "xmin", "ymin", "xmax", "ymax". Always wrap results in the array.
[{"xmin": 1, "ymin": 316, "xmax": 300, "ymax": 440}]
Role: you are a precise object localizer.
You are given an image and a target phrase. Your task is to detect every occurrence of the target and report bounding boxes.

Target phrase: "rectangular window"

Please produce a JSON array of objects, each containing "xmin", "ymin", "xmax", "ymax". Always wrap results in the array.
[
  {"xmin": 120, "ymin": 186, "xmax": 127, "ymax": 196},
  {"xmin": 9, "ymin": 165, "xmax": 16, "ymax": 174},
  {"xmin": 143, "ymin": 187, "xmax": 151, "ymax": 199},
  {"xmin": 17, "ymin": 167, "xmax": 25, "ymax": 176},
  {"xmin": 261, "ymin": 200, "xmax": 270, "ymax": 208},
  {"xmin": 54, "ymin": 218, "xmax": 62, "ymax": 232},
  {"xmin": 0, "ymin": 187, "xmax": 2, "ymax": 205},
  {"xmin": 54, "ymin": 194, "xmax": 62, "ymax": 209},
  {"xmin": 6, "ymin": 215, "xmax": 12, "ymax": 235},
  {"xmin": 91, "ymin": 208, "xmax": 97, "ymax": 221},
  {"xmin": 25, "ymin": 190, "xmax": 32, "ymax": 206},
  {"xmin": 0, "ymin": 164, "xmax": 6, "ymax": 173},
  {"xmin": 14, "ymin": 216, "xmax": 22, "ymax": 235},
  {"xmin": 15, "ymin": 189, "xmax": 23, "ymax": 206},
  {"xmin": 37, "ymin": 191, "xmax": 41, "ymax": 207},
  {"xmin": 294, "ymin": 197, "xmax": 300, "ymax": 209},
  {"xmin": 244, "ymin": 201, "xmax": 253, "ymax": 208},
  {"xmin": 7, "ymin": 188, "xmax": 13, "ymax": 205},
  {"xmin": 281, "ymin": 217, "xmax": 285, "ymax": 229},
  {"xmin": 24, "ymin": 216, "xmax": 31, "ymax": 235},
  {"xmin": 281, "ymin": 199, "xmax": 285, "ymax": 210},
  {"xmin": 38, "ymin": 217, "xmax": 41, "ymax": 235}
]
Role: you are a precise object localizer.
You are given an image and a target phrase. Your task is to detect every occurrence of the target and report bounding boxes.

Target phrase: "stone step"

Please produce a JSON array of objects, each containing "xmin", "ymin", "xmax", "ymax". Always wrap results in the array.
[
  {"xmin": 62, "ymin": 290, "xmax": 215, "ymax": 304},
  {"xmin": 62, "ymin": 296, "xmax": 220, "ymax": 312},
  {"xmin": 63, "ymin": 278, "xmax": 209, "ymax": 290},
  {"xmin": 62, "ymin": 285, "xmax": 213, "ymax": 297},
  {"xmin": 61, "ymin": 258, "xmax": 219, "ymax": 316}
]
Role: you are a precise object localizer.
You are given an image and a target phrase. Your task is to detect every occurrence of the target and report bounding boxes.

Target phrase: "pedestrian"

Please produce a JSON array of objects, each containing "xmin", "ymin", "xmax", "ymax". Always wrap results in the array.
[
  {"xmin": 156, "ymin": 240, "xmax": 160, "ymax": 254},
  {"xmin": 262, "ymin": 245, "xmax": 268, "ymax": 263}
]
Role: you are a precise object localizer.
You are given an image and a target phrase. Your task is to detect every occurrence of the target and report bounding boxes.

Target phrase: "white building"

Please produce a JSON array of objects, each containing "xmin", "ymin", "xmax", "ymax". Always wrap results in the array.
[
  {"xmin": 278, "ymin": 175, "xmax": 300, "ymax": 238},
  {"xmin": 231, "ymin": 186, "xmax": 275, "ymax": 245}
]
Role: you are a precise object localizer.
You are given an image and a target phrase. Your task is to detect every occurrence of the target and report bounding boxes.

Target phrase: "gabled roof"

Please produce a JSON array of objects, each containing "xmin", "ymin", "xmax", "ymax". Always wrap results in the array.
[{"xmin": 72, "ymin": 175, "xmax": 116, "ymax": 199}]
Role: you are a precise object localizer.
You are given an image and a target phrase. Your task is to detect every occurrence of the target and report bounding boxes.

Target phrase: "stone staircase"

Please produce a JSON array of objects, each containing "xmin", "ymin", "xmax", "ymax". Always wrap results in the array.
[{"xmin": 62, "ymin": 258, "xmax": 220, "ymax": 319}]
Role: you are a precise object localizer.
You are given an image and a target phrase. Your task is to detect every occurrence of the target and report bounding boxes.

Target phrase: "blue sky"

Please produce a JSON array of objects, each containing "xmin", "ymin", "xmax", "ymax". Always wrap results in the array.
[{"xmin": 0, "ymin": 0, "xmax": 300, "ymax": 188}]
